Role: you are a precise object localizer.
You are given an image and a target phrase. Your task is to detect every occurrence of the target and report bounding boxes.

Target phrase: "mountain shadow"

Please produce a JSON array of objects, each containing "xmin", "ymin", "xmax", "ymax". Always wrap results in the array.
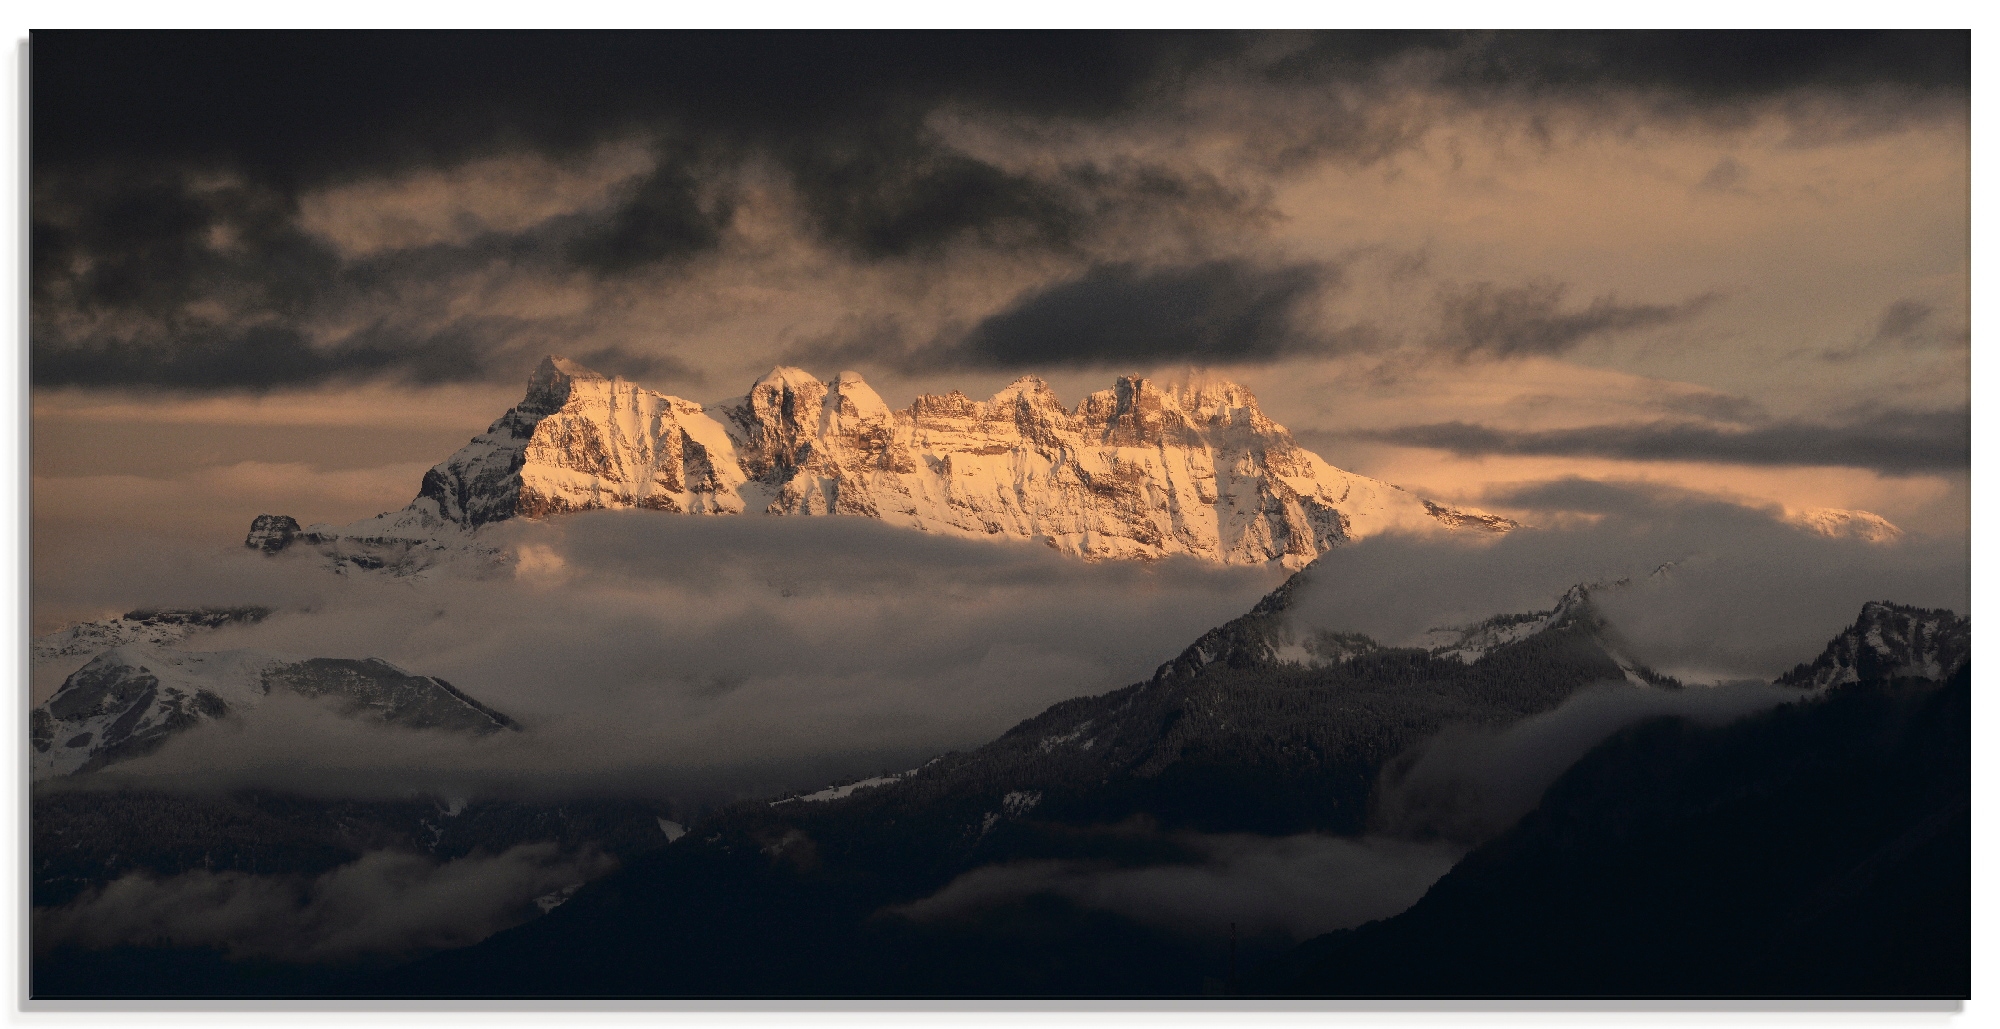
[{"xmin": 1250, "ymin": 665, "xmax": 1970, "ymax": 998}]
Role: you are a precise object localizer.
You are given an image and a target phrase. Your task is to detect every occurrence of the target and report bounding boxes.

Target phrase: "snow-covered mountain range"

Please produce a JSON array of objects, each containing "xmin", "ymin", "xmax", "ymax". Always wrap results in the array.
[{"xmin": 251, "ymin": 356, "xmax": 1517, "ymax": 570}]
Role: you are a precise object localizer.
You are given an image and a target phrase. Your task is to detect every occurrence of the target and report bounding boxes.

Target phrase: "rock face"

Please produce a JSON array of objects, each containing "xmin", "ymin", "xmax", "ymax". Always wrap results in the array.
[
  {"xmin": 31, "ymin": 646, "xmax": 517, "ymax": 778},
  {"xmin": 254, "ymin": 356, "xmax": 1514, "ymax": 569},
  {"xmin": 243, "ymin": 515, "xmax": 302, "ymax": 553},
  {"xmin": 1777, "ymin": 601, "xmax": 1969, "ymax": 690}
]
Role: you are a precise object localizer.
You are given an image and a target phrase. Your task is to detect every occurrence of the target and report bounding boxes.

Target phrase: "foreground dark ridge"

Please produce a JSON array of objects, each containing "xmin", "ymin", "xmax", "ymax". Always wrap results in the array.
[
  {"xmin": 30, "ymin": 598, "xmax": 1966, "ymax": 998},
  {"xmin": 1253, "ymin": 665, "xmax": 1969, "ymax": 997}
]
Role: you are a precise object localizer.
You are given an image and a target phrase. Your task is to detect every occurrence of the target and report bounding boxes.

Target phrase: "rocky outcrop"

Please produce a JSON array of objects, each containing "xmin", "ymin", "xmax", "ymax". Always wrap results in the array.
[
  {"xmin": 1778, "ymin": 601, "xmax": 1969, "ymax": 690},
  {"xmin": 254, "ymin": 357, "xmax": 1518, "ymax": 569},
  {"xmin": 244, "ymin": 514, "xmax": 302, "ymax": 553}
]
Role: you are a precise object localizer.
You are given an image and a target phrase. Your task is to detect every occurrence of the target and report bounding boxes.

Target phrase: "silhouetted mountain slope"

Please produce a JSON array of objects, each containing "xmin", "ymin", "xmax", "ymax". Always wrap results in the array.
[
  {"xmin": 357, "ymin": 583, "xmax": 1651, "ymax": 997},
  {"xmin": 1253, "ymin": 667, "xmax": 1970, "ymax": 998},
  {"xmin": 31, "ymin": 791, "xmax": 677, "ymax": 908},
  {"xmin": 38, "ymin": 591, "xmax": 1966, "ymax": 999},
  {"xmin": 1777, "ymin": 600, "xmax": 1968, "ymax": 690}
]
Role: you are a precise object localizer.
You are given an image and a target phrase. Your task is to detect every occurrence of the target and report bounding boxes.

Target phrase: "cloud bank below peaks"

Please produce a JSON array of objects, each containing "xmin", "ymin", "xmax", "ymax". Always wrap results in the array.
[
  {"xmin": 75, "ymin": 512, "xmax": 1283, "ymax": 803},
  {"xmin": 1280, "ymin": 479, "xmax": 1966, "ymax": 684}
]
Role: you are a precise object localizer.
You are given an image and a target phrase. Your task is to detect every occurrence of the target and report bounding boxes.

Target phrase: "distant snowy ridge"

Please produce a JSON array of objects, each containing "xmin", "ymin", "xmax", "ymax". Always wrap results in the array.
[
  {"xmin": 32, "ymin": 607, "xmax": 269, "ymax": 667},
  {"xmin": 1785, "ymin": 506, "xmax": 1904, "ymax": 542},
  {"xmin": 250, "ymin": 356, "xmax": 1517, "ymax": 570},
  {"xmin": 1150, "ymin": 561, "xmax": 1683, "ymax": 688},
  {"xmin": 31, "ymin": 645, "xmax": 517, "ymax": 779}
]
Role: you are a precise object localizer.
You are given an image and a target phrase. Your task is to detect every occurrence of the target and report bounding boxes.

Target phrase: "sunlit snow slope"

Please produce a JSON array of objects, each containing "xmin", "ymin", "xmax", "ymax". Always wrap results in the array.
[{"xmin": 259, "ymin": 356, "xmax": 1517, "ymax": 569}]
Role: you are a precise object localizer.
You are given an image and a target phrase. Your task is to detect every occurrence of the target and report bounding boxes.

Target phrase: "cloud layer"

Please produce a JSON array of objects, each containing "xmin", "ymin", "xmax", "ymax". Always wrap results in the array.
[
  {"xmin": 891, "ymin": 830, "xmax": 1461, "ymax": 942},
  {"xmin": 1355, "ymin": 406, "xmax": 1969, "ymax": 475},
  {"xmin": 1281, "ymin": 479, "xmax": 1968, "ymax": 683},
  {"xmin": 53, "ymin": 512, "xmax": 1282, "ymax": 804},
  {"xmin": 35, "ymin": 843, "xmax": 613, "ymax": 965}
]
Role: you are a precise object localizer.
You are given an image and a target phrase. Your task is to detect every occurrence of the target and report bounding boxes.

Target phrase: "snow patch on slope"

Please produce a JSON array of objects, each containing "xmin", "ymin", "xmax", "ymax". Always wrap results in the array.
[{"xmin": 1786, "ymin": 507, "xmax": 1903, "ymax": 543}]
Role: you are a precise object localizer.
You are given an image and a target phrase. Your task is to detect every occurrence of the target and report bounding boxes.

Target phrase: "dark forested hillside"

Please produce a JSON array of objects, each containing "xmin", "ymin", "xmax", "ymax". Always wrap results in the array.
[
  {"xmin": 1252, "ymin": 667, "xmax": 1971, "ymax": 998},
  {"xmin": 32, "ymin": 790, "xmax": 679, "ymax": 908},
  {"xmin": 36, "ymin": 582, "xmax": 1966, "ymax": 1000},
  {"xmin": 349, "ymin": 585, "xmax": 1652, "ymax": 997}
]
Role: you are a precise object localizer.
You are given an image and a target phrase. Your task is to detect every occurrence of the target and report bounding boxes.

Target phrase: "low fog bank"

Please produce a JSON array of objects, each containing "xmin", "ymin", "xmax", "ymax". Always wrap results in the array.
[
  {"xmin": 1372, "ymin": 681, "xmax": 1798, "ymax": 846},
  {"xmin": 891, "ymin": 831, "xmax": 1463, "ymax": 943},
  {"xmin": 47, "ymin": 679, "xmax": 1816, "ymax": 967},
  {"xmin": 1285, "ymin": 479, "xmax": 1969, "ymax": 683},
  {"xmin": 35, "ymin": 483, "xmax": 1966, "ymax": 807},
  {"xmin": 50, "ymin": 512, "xmax": 1283, "ymax": 803},
  {"xmin": 894, "ymin": 677, "xmax": 1800, "ymax": 943},
  {"xmin": 34, "ymin": 843, "xmax": 614, "ymax": 965}
]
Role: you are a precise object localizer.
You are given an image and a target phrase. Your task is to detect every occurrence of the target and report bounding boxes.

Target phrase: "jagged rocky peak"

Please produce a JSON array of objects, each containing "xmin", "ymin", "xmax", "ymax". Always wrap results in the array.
[
  {"xmin": 1778, "ymin": 601, "xmax": 1969, "ymax": 690},
  {"xmin": 244, "ymin": 513, "xmax": 302, "ymax": 553},
  {"xmin": 248, "ymin": 356, "xmax": 1519, "ymax": 569},
  {"xmin": 523, "ymin": 354, "xmax": 604, "ymax": 409},
  {"xmin": 1150, "ymin": 566, "xmax": 1671, "ymax": 688}
]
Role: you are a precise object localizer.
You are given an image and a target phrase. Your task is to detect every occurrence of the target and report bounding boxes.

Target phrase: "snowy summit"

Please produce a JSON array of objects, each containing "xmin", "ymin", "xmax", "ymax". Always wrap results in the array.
[{"xmin": 252, "ymin": 357, "xmax": 1517, "ymax": 569}]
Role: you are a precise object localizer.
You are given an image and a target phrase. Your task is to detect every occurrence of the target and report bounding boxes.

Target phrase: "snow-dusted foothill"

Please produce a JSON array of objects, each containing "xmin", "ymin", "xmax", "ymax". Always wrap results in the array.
[
  {"xmin": 31, "ymin": 646, "xmax": 517, "ymax": 779},
  {"xmin": 32, "ymin": 607, "xmax": 270, "ymax": 668}
]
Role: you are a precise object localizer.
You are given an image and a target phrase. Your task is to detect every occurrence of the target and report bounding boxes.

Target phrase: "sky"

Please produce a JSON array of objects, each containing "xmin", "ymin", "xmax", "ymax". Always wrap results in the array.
[{"xmin": 30, "ymin": 31, "xmax": 1970, "ymax": 589}]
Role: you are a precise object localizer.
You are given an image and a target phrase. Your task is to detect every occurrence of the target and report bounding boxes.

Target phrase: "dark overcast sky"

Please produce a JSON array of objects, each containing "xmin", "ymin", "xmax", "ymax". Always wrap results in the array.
[{"xmin": 32, "ymin": 30, "xmax": 1968, "ymax": 389}]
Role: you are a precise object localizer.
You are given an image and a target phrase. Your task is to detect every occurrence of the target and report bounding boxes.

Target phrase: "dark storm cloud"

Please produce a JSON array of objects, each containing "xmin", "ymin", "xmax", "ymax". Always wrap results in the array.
[
  {"xmin": 31, "ymin": 31, "xmax": 1968, "ymax": 390},
  {"xmin": 902, "ymin": 260, "xmax": 1354, "ymax": 370},
  {"xmin": 781, "ymin": 124, "xmax": 1081, "ymax": 261},
  {"xmin": 1251, "ymin": 31, "xmax": 1967, "ymax": 163},
  {"xmin": 30, "ymin": 32, "xmax": 1201, "ymax": 186},
  {"xmin": 32, "ymin": 31, "xmax": 1224, "ymax": 268},
  {"xmin": 32, "ymin": 170, "xmax": 331, "ymax": 320},
  {"xmin": 31, "ymin": 33, "xmax": 1258, "ymax": 388},
  {"xmin": 1818, "ymin": 298, "xmax": 1965, "ymax": 363},
  {"xmin": 1648, "ymin": 390, "xmax": 1767, "ymax": 425},
  {"xmin": 561, "ymin": 159, "xmax": 736, "ymax": 275},
  {"xmin": 1419, "ymin": 30, "xmax": 1968, "ymax": 103},
  {"xmin": 1870, "ymin": 299, "xmax": 1935, "ymax": 345},
  {"xmin": 1434, "ymin": 279, "xmax": 1721, "ymax": 359},
  {"xmin": 30, "ymin": 161, "xmax": 699, "ymax": 389},
  {"xmin": 1354, "ymin": 405, "xmax": 1967, "ymax": 475},
  {"xmin": 35, "ymin": 32, "xmax": 1965, "ymax": 181}
]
